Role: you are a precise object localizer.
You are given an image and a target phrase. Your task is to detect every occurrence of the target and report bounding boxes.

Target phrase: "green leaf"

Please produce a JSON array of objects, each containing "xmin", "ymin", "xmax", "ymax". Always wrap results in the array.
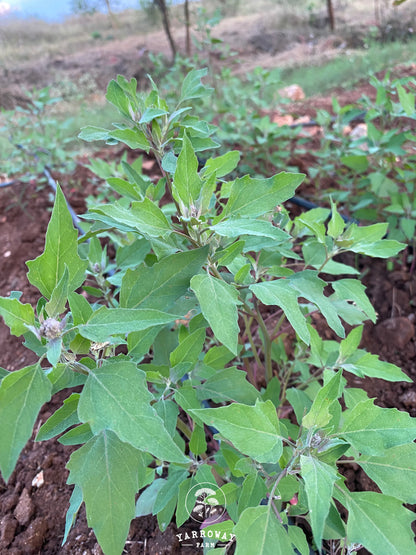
[
  {"xmin": 342, "ymin": 351, "xmax": 412, "ymax": 382},
  {"xmin": 78, "ymin": 126, "xmax": 110, "ymax": 142},
  {"xmin": 0, "ymin": 297, "xmax": 35, "ymax": 336},
  {"xmin": 303, "ymin": 371, "xmax": 342, "ymax": 430},
  {"xmin": 108, "ymin": 128, "xmax": 149, "ymax": 151},
  {"xmin": 234, "ymin": 506, "xmax": 295, "ymax": 555},
  {"xmin": 190, "ymin": 400, "xmax": 283, "ymax": 464},
  {"xmin": 289, "ymin": 271, "xmax": 344, "ymax": 338},
  {"xmin": 327, "ymin": 198, "xmax": 345, "ymax": 238},
  {"xmin": 189, "ymin": 423, "xmax": 207, "ymax": 456},
  {"xmin": 36, "ymin": 393, "xmax": 80, "ymax": 441},
  {"xmin": 196, "ymin": 367, "xmax": 260, "ymax": 405},
  {"xmin": 179, "ymin": 68, "xmax": 212, "ymax": 104},
  {"xmin": 0, "ymin": 364, "xmax": 51, "ymax": 482},
  {"xmin": 121, "ymin": 247, "xmax": 208, "ymax": 309},
  {"xmin": 67, "ymin": 429, "xmax": 141, "ymax": 555},
  {"xmin": 340, "ymin": 155, "xmax": 369, "ymax": 173},
  {"xmin": 173, "ymin": 132, "xmax": 201, "ymax": 208},
  {"xmin": 62, "ymin": 485, "xmax": 83, "ymax": 545},
  {"xmin": 191, "ymin": 274, "xmax": 240, "ymax": 355},
  {"xmin": 211, "ymin": 218, "xmax": 291, "ymax": 242},
  {"xmin": 139, "ymin": 107, "xmax": 168, "ymax": 123},
  {"xmin": 203, "ymin": 346, "xmax": 235, "ymax": 370},
  {"xmin": 342, "ymin": 490, "xmax": 415, "ymax": 555},
  {"xmin": 331, "ymin": 279, "xmax": 377, "ymax": 323},
  {"xmin": 300, "ymin": 456, "xmax": 338, "ymax": 550},
  {"xmin": 221, "ymin": 173, "xmax": 304, "ymax": 219},
  {"xmin": 27, "ymin": 185, "xmax": 88, "ymax": 299},
  {"xmin": 45, "ymin": 265, "xmax": 69, "ymax": 317},
  {"xmin": 340, "ymin": 398, "xmax": 416, "ymax": 455},
  {"xmin": 78, "ymin": 307, "xmax": 179, "ymax": 343},
  {"xmin": 250, "ymin": 280, "xmax": 310, "ymax": 344},
  {"xmin": 396, "ymin": 82, "xmax": 415, "ymax": 116},
  {"xmin": 203, "ymin": 151, "xmax": 240, "ymax": 177},
  {"xmin": 59, "ymin": 422, "xmax": 93, "ymax": 445},
  {"xmin": 339, "ymin": 326, "xmax": 363, "ymax": 361},
  {"xmin": 68, "ymin": 292, "xmax": 93, "ymax": 325},
  {"xmin": 238, "ymin": 473, "xmax": 267, "ymax": 516},
  {"xmin": 357, "ymin": 443, "xmax": 416, "ymax": 503},
  {"xmin": 135, "ymin": 478, "xmax": 167, "ymax": 517},
  {"xmin": 106, "ymin": 79, "xmax": 132, "ymax": 117},
  {"xmin": 153, "ymin": 466, "xmax": 188, "ymax": 514},
  {"xmin": 77, "ymin": 359, "xmax": 188, "ymax": 463},
  {"xmin": 170, "ymin": 327, "xmax": 205, "ymax": 367},
  {"xmin": 90, "ymin": 198, "xmax": 172, "ymax": 239}
]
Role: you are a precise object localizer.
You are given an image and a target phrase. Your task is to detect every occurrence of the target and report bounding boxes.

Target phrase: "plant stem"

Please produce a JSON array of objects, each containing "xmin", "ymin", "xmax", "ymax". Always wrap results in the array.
[{"xmin": 253, "ymin": 298, "xmax": 273, "ymax": 384}]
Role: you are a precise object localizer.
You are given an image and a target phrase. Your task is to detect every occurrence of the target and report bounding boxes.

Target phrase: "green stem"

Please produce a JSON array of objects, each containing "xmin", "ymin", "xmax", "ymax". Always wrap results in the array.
[
  {"xmin": 253, "ymin": 299, "xmax": 273, "ymax": 384},
  {"xmin": 243, "ymin": 313, "xmax": 264, "ymax": 377}
]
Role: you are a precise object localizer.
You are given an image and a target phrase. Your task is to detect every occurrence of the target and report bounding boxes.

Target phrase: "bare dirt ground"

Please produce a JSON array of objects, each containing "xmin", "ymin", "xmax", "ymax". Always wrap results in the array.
[{"xmin": 1, "ymin": 11, "xmax": 416, "ymax": 553}]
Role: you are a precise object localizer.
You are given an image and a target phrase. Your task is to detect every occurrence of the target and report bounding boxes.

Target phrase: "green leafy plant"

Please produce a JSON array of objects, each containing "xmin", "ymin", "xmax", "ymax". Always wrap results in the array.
[{"xmin": 0, "ymin": 69, "xmax": 414, "ymax": 555}]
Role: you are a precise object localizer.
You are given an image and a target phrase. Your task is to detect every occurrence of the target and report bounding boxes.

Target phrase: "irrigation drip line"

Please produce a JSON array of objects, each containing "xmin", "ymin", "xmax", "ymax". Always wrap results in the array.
[
  {"xmin": 288, "ymin": 110, "xmax": 367, "ymax": 129},
  {"xmin": 9, "ymin": 143, "xmax": 86, "ymax": 236}
]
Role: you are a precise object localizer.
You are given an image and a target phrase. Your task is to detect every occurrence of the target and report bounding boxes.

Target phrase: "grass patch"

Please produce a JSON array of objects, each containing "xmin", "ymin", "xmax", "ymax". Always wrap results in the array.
[{"xmin": 280, "ymin": 38, "xmax": 416, "ymax": 96}]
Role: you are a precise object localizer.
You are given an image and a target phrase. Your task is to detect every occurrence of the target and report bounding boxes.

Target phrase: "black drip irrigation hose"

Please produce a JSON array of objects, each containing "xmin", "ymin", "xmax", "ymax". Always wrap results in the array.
[
  {"xmin": 2, "ymin": 144, "xmax": 85, "ymax": 236},
  {"xmin": 2, "ymin": 110, "xmax": 366, "ymax": 233}
]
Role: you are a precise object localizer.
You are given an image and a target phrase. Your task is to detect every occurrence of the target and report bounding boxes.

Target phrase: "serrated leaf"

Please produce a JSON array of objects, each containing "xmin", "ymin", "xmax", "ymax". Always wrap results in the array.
[
  {"xmin": 357, "ymin": 443, "xmax": 416, "ymax": 503},
  {"xmin": 221, "ymin": 173, "xmax": 304, "ymax": 219},
  {"xmin": 121, "ymin": 247, "xmax": 208, "ymax": 309},
  {"xmin": 289, "ymin": 271, "xmax": 344, "ymax": 338},
  {"xmin": 78, "ymin": 307, "xmax": 179, "ymax": 343},
  {"xmin": 67, "ymin": 429, "xmax": 141, "ymax": 555},
  {"xmin": 250, "ymin": 281, "xmax": 310, "ymax": 344},
  {"xmin": 342, "ymin": 490, "xmax": 415, "ymax": 555},
  {"xmin": 300, "ymin": 456, "xmax": 338, "ymax": 550},
  {"xmin": 234, "ymin": 506, "xmax": 295, "ymax": 555},
  {"xmin": 190, "ymin": 400, "xmax": 283, "ymax": 464},
  {"xmin": 36, "ymin": 393, "xmax": 80, "ymax": 441},
  {"xmin": 26, "ymin": 185, "xmax": 88, "ymax": 299},
  {"xmin": 191, "ymin": 274, "xmax": 240, "ymax": 355},
  {"xmin": 77, "ymin": 359, "xmax": 188, "ymax": 463},
  {"xmin": 331, "ymin": 279, "xmax": 376, "ymax": 323},
  {"xmin": 0, "ymin": 297, "xmax": 35, "ymax": 336},
  {"xmin": 340, "ymin": 398, "xmax": 416, "ymax": 455},
  {"xmin": 0, "ymin": 364, "xmax": 51, "ymax": 482}
]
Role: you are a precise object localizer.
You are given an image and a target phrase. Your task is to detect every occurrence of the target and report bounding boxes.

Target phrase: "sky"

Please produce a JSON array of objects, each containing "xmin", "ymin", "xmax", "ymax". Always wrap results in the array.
[{"xmin": 0, "ymin": 0, "xmax": 140, "ymax": 21}]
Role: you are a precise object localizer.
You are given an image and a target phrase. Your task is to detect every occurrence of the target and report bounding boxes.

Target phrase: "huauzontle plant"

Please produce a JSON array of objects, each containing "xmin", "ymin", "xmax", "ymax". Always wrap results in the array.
[{"xmin": 1, "ymin": 69, "xmax": 416, "ymax": 555}]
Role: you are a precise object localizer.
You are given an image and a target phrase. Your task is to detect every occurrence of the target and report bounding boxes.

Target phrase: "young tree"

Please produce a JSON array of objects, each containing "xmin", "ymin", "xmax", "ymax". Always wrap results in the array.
[{"xmin": 327, "ymin": 0, "xmax": 335, "ymax": 31}]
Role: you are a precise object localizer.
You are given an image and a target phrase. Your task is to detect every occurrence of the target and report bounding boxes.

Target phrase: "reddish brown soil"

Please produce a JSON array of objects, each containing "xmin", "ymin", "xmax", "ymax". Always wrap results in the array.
[{"xmin": 1, "ymin": 78, "xmax": 416, "ymax": 554}]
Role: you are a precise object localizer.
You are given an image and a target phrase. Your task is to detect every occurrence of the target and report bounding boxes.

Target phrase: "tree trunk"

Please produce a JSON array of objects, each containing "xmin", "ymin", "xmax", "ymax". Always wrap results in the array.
[
  {"xmin": 104, "ymin": 0, "xmax": 118, "ymax": 29},
  {"xmin": 184, "ymin": 0, "xmax": 191, "ymax": 57},
  {"xmin": 326, "ymin": 0, "xmax": 335, "ymax": 31},
  {"xmin": 154, "ymin": 0, "xmax": 177, "ymax": 62}
]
